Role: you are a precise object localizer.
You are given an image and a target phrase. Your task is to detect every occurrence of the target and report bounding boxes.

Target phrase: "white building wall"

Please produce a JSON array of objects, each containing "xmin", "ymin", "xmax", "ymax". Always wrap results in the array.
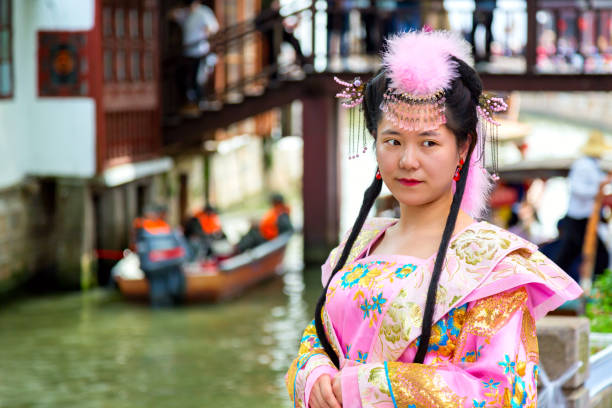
[
  {"xmin": 0, "ymin": 2, "xmax": 28, "ymax": 189},
  {"xmin": 0, "ymin": 0, "xmax": 96, "ymax": 190}
]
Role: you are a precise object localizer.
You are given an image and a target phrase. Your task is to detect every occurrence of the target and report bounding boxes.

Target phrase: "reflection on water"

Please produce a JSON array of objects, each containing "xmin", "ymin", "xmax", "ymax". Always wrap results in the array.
[{"xmin": 0, "ymin": 235, "xmax": 321, "ymax": 408}]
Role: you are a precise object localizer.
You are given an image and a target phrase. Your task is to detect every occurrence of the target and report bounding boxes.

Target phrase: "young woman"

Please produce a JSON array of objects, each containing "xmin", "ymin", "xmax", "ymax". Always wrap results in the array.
[{"xmin": 286, "ymin": 29, "xmax": 582, "ymax": 408}]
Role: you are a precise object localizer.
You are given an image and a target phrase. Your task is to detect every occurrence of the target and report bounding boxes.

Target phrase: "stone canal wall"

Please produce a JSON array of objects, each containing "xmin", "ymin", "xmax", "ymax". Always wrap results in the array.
[
  {"xmin": 0, "ymin": 177, "xmax": 96, "ymax": 294},
  {"xmin": 0, "ymin": 184, "xmax": 31, "ymax": 293}
]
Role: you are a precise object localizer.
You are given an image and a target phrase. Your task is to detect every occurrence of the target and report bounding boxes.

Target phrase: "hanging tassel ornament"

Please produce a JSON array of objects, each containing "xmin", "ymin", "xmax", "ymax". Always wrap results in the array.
[
  {"xmin": 379, "ymin": 88, "xmax": 447, "ymax": 131},
  {"xmin": 476, "ymin": 94, "xmax": 507, "ymax": 180},
  {"xmin": 334, "ymin": 76, "xmax": 368, "ymax": 159}
]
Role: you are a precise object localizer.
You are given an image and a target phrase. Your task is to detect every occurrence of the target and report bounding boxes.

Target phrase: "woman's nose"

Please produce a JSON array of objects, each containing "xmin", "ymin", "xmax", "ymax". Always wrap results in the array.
[{"xmin": 399, "ymin": 145, "xmax": 419, "ymax": 169}]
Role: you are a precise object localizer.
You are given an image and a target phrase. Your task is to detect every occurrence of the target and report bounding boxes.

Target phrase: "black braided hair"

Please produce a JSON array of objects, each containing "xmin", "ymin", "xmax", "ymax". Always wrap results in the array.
[{"xmin": 314, "ymin": 58, "xmax": 484, "ymax": 367}]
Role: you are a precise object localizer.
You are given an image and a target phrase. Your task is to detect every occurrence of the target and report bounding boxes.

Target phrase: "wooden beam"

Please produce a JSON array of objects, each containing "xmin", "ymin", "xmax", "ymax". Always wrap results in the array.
[
  {"xmin": 526, "ymin": 0, "xmax": 538, "ymax": 74},
  {"xmin": 162, "ymin": 72, "xmax": 612, "ymax": 151},
  {"xmin": 302, "ymin": 95, "xmax": 340, "ymax": 263},
  {"xmin": 480, "ymin": 73, "xmax": 612, "ymax": 91}
]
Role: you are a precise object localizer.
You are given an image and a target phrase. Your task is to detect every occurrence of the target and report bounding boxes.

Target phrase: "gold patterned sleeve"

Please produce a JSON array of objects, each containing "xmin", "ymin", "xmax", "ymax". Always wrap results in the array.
[
  {"xmin": 339, "ymin": 287, "xmax": 540, "ymax": 408},
  {"xmin": 285, "ymin": 319, "xmax": 338, "ymax": 408}
]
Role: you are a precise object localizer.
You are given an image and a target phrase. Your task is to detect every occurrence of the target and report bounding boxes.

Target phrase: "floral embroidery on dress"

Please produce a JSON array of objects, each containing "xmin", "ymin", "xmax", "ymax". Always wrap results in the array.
[
  {"xmin": 483, "ymin": 379, "xmax": 500, "ymax": 389},
  {"xmin": 395, "ymin": 263, "xmax": 417, "ymax": 278},
  {"xmin": 357, "ymin": 351, "xmax": 369, "ymax": 364},
  {"xmin": 359, "ymin": 293, "xmax": 389, "ymax": 325},
  {"xmin": 450, "ymin": 228, "xmax": 511, "ymax": 265},
  {"xmin": 462, "ymin": 345, "xmax": 484, "ymax": 363},
  {"xmin": 340, "ymin": 264, "xmax": 370, "ymax": 289},
  {"xmin": 331, "ymin": 260, "xmax": 418, "ymax": 329},
  {"xmin": 361, "ymin": 299, "xmax": 372, "ymax": 319},
  {"xmin": 299, "ymin": 320, "xmax": 321, "ymax": 351},
  {"xmin": 371, "ymin": 293, "xmax": 388, "ymax": 313},
  {"xmin": 414, "ymin": 304, "xmax": 467, "ymax": 357},
  {"xmin": 499, "ymin": 354, "xmax": 516, "ymax": 374}
]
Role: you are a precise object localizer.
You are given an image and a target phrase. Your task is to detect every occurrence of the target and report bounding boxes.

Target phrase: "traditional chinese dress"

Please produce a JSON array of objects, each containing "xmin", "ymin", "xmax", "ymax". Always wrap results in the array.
[{"xmin": 286, "ymin": 218, "xmax": 582, "ymax": 408}]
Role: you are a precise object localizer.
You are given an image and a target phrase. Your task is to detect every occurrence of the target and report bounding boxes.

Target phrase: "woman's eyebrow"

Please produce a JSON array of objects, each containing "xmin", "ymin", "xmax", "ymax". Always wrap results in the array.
[
  {"xmin": 381, "ymin": 129, "xmax": 402, "ymax": 135},
  {"xmin": 419, "ymin": 130, "xmax": 440, "ymax": 136}
]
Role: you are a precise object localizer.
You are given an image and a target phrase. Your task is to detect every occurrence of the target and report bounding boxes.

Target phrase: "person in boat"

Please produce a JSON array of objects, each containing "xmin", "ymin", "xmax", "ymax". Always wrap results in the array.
[
  {"xmin": 134, "ymin": 204, "xmax": 187, "ymax": 307},
  {"xmin": 133, "ymin": 204, "xmax": 171, "ymax": 242},
  {"xmin": 554, "ymin": 130, "xmax": 612, "ymax": 284},
  {"xmin": 194, "ymin": 204, "xmax": 225, "ymax": 239},
  {"xmin": 236, "ymin": 193, "xmax": 293, "ymax": 252},
  {"xmin": 286, "ymin": 29, "xmax": 582, "ymax": 408},
  {"xmin": 184, "ymin": 204, "xmax": 229, "ymax": 259}
]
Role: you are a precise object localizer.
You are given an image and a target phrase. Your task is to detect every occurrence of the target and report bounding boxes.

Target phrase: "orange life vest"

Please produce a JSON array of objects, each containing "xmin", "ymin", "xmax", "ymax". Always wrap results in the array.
[
  {"xmin": 133, "ymin": 217, "xmax": 172, "ymax": 235},
  {"xmin": 259, "ymin": 205, "xmax": 289, "ymax": 240},
  {"xmin": 195, "ymin": 211, "xmax": 222, "ymax": 235}
]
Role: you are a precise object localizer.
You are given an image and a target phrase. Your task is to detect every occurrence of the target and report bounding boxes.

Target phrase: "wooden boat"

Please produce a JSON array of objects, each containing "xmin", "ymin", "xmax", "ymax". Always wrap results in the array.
[{"xmin": 114, "ymin": 232, "xmax": 291, "ymax": 303}]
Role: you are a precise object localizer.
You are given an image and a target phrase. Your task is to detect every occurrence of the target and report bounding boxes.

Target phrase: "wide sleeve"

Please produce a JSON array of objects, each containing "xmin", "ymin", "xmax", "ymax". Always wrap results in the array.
[
  {"xmin": 285, "ymin": 318, "xmax": 339, "ymax": 408},
  {"xmin": 339, "ymin": 287, "xmax": 539, "ymax": 408}
]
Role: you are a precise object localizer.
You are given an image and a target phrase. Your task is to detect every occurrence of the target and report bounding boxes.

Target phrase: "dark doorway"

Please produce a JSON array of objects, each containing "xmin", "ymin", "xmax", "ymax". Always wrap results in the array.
[
  {"xmin": 136, "ymin": 184, "xmax": 147, "ymax": 217},
  {"xmin": 179, "ymin": 173, "xmax": 188, "ymax": 224}
]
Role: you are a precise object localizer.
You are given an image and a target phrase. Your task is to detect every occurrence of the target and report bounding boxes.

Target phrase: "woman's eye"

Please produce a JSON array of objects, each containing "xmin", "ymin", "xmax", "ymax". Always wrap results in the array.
[
  {"xmin": 423, "ymin": 140, "xmax": 437, "ymax": 147},
  {"xmin": 385, "ymin": 139, "xmax": 400, "ymax": 146}
]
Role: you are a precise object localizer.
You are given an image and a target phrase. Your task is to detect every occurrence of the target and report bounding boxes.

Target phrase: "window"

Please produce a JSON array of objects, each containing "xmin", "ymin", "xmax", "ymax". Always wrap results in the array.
[
  {"xmin": 115, "ymin": 8, "xmax": 124, "ymax": 38},
  {"xmin": 130, "ymin": 51, "xmax": 140, "ymax": 80},
  {"xmin": 102, "ymin": 1, "xmax": 157, "ymax": 84},
  {"xmin": 129, "ymin": 9, "xmax": 139, "ymax": 39},
  {"xmin": 0, "ymin": 0, "xmax": 12, "ymax": 98}
]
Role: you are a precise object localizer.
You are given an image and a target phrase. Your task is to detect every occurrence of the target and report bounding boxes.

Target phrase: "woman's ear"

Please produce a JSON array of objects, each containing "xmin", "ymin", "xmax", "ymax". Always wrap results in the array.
[{"xmin": 459, "ymin": 133, "xmax": 474, "ymax": 161}]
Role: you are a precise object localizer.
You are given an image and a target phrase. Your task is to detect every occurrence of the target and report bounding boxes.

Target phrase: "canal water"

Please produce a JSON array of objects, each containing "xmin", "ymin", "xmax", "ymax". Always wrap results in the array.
[{"xmin": 0, "ymin": 235, "xmax": 319, "ymax": 408}]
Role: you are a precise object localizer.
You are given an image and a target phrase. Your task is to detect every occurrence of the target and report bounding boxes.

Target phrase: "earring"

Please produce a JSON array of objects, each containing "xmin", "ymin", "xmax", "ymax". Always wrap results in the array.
[
  {"xmin": 376, "ymin": 170, "xmax": 381, "ymax": 180},
  {"xmin": 453, "ymin": 158, "xmax": 465, "ymax": 181}
]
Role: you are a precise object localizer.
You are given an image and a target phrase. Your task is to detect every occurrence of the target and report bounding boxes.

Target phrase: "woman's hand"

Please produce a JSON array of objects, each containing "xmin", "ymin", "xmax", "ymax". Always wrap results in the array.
[
  {"xmin": 309, "ymin": 374, "xmax": 342, "ymax": 408},
  {"xmin": 332, "ymin": 375, "xmax": 342, "ymax": 405}
]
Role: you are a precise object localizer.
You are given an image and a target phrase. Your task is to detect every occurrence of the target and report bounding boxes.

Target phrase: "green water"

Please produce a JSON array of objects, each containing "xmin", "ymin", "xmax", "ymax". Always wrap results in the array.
[{"xmin": 0, "ymin": 236, "xmax": 321, "ymax": 408}]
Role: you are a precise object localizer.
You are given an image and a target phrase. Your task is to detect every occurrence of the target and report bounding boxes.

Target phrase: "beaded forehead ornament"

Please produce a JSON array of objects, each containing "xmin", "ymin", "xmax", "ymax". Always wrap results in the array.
[{"xmin": 334, "ymin": 28, "xmax": 508, "ymax": 218}]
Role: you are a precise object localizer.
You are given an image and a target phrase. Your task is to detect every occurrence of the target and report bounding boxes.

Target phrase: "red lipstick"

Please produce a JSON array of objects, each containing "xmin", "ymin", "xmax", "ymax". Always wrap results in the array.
[{"xmin": 398, "ymin": 178, "xmax": 422, "ymax": 186}]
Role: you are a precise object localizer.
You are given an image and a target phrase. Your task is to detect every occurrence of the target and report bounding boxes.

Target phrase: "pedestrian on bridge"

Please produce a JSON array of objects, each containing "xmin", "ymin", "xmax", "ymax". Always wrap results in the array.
[{"xmin": 169, "ymin": 0, "xmax": 219, "ymax": 116}]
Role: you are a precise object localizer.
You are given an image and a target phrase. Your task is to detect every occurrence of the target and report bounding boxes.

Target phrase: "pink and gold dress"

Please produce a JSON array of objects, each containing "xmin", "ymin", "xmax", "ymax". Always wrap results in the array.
[{"xmin": 286, "ymin": 218, "xmax": 582, "ymax": 408}]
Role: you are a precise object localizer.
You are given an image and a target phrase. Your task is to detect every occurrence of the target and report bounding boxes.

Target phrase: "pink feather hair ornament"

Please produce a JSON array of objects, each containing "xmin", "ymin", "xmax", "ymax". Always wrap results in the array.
[{"xmin": 382, "ymin": 30, "xmax": 474, "ymax": 95}]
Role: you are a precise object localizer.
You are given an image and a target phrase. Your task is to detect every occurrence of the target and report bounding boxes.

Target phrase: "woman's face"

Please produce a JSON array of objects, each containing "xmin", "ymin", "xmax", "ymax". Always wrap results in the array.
[{"xmin": 375, "ymin": 112, "xmax": 467, "ymax": 208}]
